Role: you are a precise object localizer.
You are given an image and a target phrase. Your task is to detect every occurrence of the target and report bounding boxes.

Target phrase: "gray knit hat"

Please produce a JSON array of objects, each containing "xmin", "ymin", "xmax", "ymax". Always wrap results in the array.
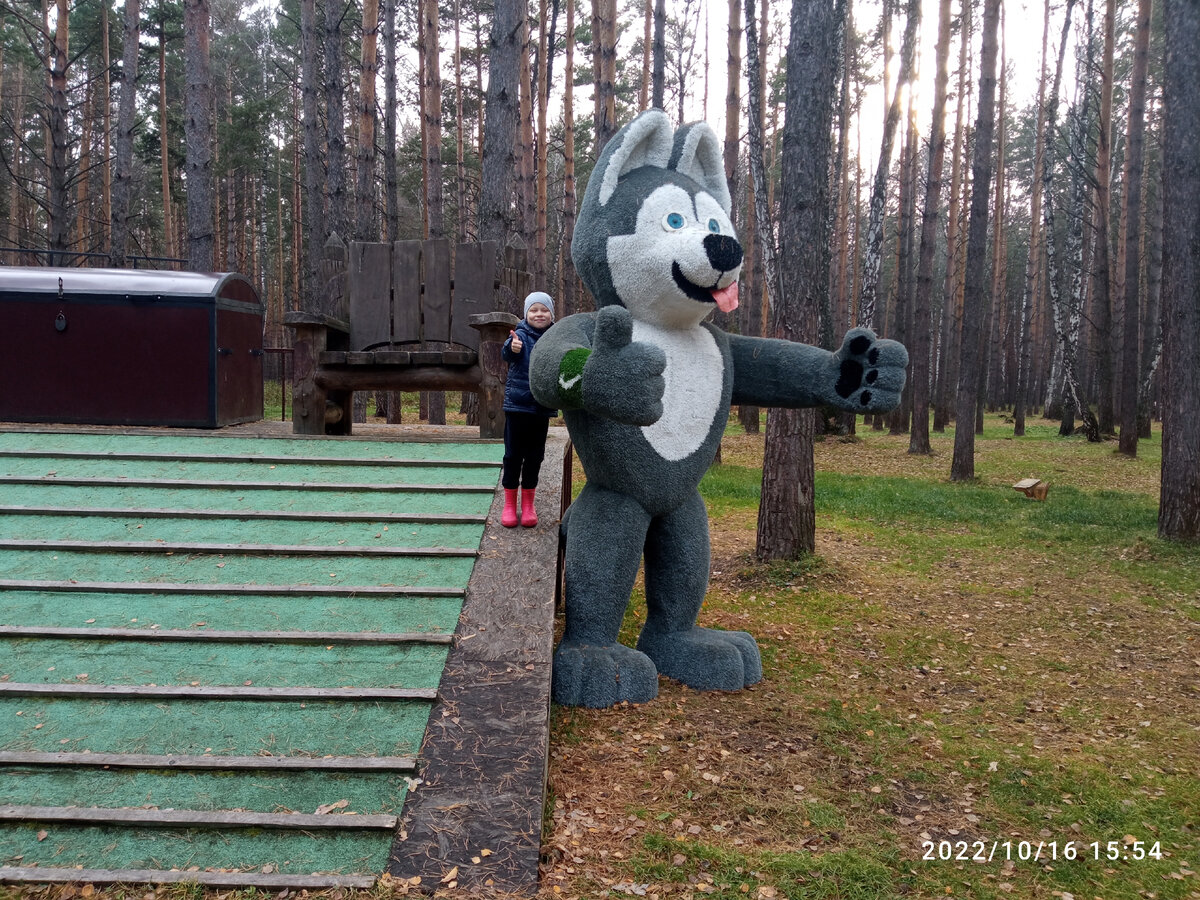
[{"xmin": 523, "ymin": 291, "xmax": 555, "ymax": 319}]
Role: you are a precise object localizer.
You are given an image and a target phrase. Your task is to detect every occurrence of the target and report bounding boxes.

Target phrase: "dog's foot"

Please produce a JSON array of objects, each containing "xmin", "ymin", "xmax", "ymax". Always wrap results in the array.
[
  {"xmin": 637, "ymin": 626, "xmax": 762, "ymax": 691},
  {"xmin": 552, "ymin": 640, "xmax": 659, "ymax": 708}
]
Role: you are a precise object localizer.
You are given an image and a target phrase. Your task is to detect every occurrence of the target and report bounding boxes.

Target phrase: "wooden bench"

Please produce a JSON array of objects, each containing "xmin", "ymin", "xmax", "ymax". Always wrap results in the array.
[{"xmin": 285, "ymin": 236, "xmax": 523, "ymax": 439}]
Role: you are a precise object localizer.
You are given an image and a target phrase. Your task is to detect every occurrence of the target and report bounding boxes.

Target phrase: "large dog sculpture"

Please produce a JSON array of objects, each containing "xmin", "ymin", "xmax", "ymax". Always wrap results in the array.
[{"xmin": 530, "ymin": 109, "xmax": 908, "ymax": 708}]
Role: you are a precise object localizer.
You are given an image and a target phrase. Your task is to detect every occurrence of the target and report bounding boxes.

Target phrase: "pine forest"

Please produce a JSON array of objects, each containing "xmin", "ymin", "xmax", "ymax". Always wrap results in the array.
[{"xmin": 0, "ymin": 0, "xmax": 1196, "ymax": 540}]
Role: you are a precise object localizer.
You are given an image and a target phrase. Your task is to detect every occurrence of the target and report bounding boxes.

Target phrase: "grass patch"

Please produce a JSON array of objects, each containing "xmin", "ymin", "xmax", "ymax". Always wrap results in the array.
[{"xmin": 546, "ymin": 412, "xmax": 1199, "ymax": 900}]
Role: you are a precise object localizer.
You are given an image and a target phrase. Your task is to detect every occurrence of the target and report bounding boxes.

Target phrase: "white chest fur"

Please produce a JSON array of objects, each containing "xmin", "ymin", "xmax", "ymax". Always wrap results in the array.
[{"xmin": 631, "ymin": 321, "xmax": 724, "ymax": 461}]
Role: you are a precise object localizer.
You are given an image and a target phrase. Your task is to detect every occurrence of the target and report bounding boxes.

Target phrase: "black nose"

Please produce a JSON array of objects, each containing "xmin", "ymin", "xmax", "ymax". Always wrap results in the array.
[{"xmin": 704, "ymin": 233, "xmax": 743, "ymax": 272}]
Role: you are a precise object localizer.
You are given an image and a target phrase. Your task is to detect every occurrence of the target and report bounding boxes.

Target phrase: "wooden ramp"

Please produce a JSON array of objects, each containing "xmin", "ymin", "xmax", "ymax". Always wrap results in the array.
[{"xmin": 0, "ymin": 426, "xmax": 562, "ymax": 893}]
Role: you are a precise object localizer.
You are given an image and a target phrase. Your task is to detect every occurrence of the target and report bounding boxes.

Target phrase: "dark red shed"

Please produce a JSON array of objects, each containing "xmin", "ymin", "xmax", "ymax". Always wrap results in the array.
[{"xmin": 0, "ymin": 267, "xmax": 264, "ymax": 427}]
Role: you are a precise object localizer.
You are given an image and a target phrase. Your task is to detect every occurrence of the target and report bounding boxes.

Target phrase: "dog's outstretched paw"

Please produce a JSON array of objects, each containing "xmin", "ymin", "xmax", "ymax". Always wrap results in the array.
[{"xmin": 831, "ymin": 327, "xmax": 909, "ymax": 412}]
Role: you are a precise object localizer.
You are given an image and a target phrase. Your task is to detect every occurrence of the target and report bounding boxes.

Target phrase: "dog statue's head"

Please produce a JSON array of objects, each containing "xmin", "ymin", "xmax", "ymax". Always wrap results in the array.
[{"xmin": 572, "ymin": 109, "xmax": 743, "ymax": 329}]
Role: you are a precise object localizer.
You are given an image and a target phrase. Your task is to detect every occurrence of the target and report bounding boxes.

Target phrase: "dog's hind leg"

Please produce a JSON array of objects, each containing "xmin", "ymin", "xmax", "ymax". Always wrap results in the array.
[
  {"xmin": 552, "ymin": 483, "xmax": 659, "ymax": 707},
  {"xmin": 636, "ymin": 489, "xmax": 762, "ymax": 691}
]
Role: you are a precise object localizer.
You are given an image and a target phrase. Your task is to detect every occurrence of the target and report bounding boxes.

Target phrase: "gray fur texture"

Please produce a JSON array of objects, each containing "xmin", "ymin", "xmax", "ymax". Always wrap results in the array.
[{"xmin": 531, "ymin": 109, "xmax": 908, "ymax": 708}]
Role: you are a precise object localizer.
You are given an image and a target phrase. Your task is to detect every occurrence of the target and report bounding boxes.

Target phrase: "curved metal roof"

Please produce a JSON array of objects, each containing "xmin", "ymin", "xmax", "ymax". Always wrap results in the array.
[{"xmin": 0, "ymin": 267, "xmax": 259, "ymax": 304}]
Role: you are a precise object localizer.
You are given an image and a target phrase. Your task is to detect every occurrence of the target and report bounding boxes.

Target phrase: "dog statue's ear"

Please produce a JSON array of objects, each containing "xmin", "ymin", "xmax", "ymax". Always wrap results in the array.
[
  {"xmin": 669, "ymin": 122, "xmax": 731, "ymax": 216},
  {"xmin": 595, "ymin": 109, "xmax": 675, "ymax": 207}
]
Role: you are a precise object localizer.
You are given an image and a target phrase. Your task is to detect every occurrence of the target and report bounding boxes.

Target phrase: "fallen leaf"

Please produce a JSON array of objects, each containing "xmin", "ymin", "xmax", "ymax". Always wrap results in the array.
[
  {"xmin": 441, "ymin": 866, "xmax": 459, "ymax": 884},
  {"xmin": 37, "ymin": 830, "xmax": 48, "ymax": 841},
  {"xmin": 314, "ymin": 799, "xmax": 350, "ymax": 815}
]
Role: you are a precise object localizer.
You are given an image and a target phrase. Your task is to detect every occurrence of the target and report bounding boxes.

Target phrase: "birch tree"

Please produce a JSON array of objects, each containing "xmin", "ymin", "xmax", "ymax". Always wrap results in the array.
[
  {"xmin": 1039, "ymin": 0, "xmax": 1100, "ymax": 441},
  {"xmin": 1014, "ymin": 0, "xmax": 1050, "ymax": 436},
  {"xmin": 857, "ymin": 0, "xmax": 920, "ymax": 330}
]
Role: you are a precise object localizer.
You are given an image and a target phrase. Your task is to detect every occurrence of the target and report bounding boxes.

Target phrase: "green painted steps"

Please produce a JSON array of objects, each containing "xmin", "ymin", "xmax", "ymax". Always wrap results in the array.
[
  {"xmin": 0, "ymin": 430, "xmax": 502, "ymax": 462},
  {"xmin": 0, "ymin": 589, "xmax": 465, "ymax": 634},
  {"xmin": 0, "ymin": 432, "xmax": 500, "ymax": 887},
  {"xmin": 2, "ymin": 484, "xmax": 490, "ymax": 516},
  {"xmin": 0, "ymin": 511, "xmax": 484, "ymax": 548},
  {"xmin": 0, "ymin": 548, "xmax": 476, "ymax": 587}
]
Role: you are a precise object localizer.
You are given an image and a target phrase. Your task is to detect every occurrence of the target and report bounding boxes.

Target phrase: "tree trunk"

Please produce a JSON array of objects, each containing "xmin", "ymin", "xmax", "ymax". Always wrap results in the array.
[
  {"xmin": 1157, "ymin": 0, "xmax": 1200, "ymax": 541},
  {"xmin": 889, "ymin": 99, "xmax": 917, "ymax": 435},
  {"xmin": 300, "ymin": 0, "xmax": 325, "ymax": 310},
  {"xmin": 535, "ymin": 0, "xmax": 551, "ymax": 283},
  {"xmin": 933, "ymin": 0, "xmax": 971, "ymax": 432},
  {"xmin": 594, "ymin": 0, "xmax": 617, "ymax": 151},
  {"xmin": 325, "ymin": 0, "xmax": 349, "ymax": 242},
  {"xmin": 1138, "ymin": 129, "xmax": 1163, "ymax": 438},
  {"xmin": 1040, "ymin": 0, "xmax": 1099, "ymax": 441},
  {"xmin": 1118, "ymin": 0, "xmax": 1152, "ymax": 456},
  {"xmin": 101, "ymin": 0, "xmax": 112, "ymax": 251},
  {"xmin": 1013, "ymin": 0, "xmax": 1050, "ymax": 436},
  {"xmin": 560, "ymin": 0, "xmax": 578, "ymax": 315},
  {"xmin": 46, "ymin": 0, "xmax": 70, "ymax": 265},
  {"xmin": 909, "ymin": 0, "xmax": 953, "ymax": 454},
  {"xmin": 8, "ymin": 60, "xmax": 25, "ymax": 254},
  {"xmin": 424, "ymin": 0, "xmax": 445, "ymax": 240},
  {"xmin": 110, "ymin": 0, "xmax": 140, "ymax": 267},
  {"xmin": 453, "ymin": 0, "xmax": 467, "ymax": 243},
  {"xmin": 949, "ymin": 0, "xmax": 1000, "ymax": 482},
  {"xmin": 744, "ymin": 0, "xmax": 778, "ymax": 317},
  {"xmin": 641, "ymin": 0, "xmax": 652, "ymax": 109},
  {"xmin": 857, "ymin": 0, "xmax": 921, "ymax": 330},
  {"xmin": 479, "ymin": 0, "xmax": 522, "ymax": 251},
  {"xmin": 517, "ymin": 13, "xmax": 534, "ymax": 252},
  {"xmin": 724, "ymin": 0, "xmax": 740, "ymax": 206},
  {"xmin": 652, "ymin": 0, "xmax": 665, "ymax": 110},
  {"xmin": 833, "ymin": 0, "xmax": 853, "ymax": 336},
  {"xmin": 384, "ymin": 0, "xmax": 400, "ymax": 243},
  {"xmin": 756, "ymin": 0, "xmax": 841, "ymax": 560},
  {"xmin": 984, "ymin": 35, "xmax": 1007, "ymax": 430},
  {"xmin": 183, "ymin": 0, "xmax": 214, "ymax": 271},
  {"xmin": 1089, "ymin": 0, "xmax": 1116, "ymax": 435},
  {"xmin": 355, "ymin": 0, "xmax": 379, "ymax": 241}
]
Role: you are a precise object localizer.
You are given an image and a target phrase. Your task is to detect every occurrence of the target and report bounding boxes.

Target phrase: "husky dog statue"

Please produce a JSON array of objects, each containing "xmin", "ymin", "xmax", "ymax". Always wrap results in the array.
[{"xmin": 530, "ymin": 109, "xmax": 908, "ymax": 708}]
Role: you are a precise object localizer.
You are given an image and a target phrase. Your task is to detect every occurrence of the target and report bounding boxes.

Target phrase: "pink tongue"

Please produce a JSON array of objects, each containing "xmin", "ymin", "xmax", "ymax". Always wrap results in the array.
[{"xmin": 712, "ymin": 280, "xmax": 739, "ymax": 313}]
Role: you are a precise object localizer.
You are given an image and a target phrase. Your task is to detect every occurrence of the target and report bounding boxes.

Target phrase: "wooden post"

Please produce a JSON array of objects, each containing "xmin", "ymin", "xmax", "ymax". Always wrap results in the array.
[
  {"xmin": 471, "ymin": 311, "xmax": 519, "ymax": 439},
  {"xmin": 286, "ymin": 234, "xmax": 349, "ymax": 435}
]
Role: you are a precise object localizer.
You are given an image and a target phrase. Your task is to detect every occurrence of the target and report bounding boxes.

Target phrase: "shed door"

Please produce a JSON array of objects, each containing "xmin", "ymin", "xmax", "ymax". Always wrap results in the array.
[{"xmin": 216, "ymin": 305, "xmax": 264, "ymax": 424}]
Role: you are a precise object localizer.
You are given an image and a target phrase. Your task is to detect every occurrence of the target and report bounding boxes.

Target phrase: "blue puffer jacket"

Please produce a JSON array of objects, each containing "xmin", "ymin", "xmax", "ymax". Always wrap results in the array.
[{"xmin": 502, "ymin": 320, "xmax": 558, "ymax": 416}]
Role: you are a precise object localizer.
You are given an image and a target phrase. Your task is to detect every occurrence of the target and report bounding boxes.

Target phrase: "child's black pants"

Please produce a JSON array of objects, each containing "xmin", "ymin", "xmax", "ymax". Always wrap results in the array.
[{"xmin": 502, "ymin": 412, "xmax": 550, "ymax": 489}]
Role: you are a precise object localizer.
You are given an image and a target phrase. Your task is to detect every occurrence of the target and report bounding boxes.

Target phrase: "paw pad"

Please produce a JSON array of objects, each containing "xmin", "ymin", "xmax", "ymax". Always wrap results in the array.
[
  {"xmin": 859, "ymin": 390, "xmax": 873, "ymax": 406},
  {"xmin": 849, "ymin": 335, "xmax": 872, "ymax": 355},
  {"xmin": 836, "ymin": 359, "xmax": 864, "ymax": 399}
]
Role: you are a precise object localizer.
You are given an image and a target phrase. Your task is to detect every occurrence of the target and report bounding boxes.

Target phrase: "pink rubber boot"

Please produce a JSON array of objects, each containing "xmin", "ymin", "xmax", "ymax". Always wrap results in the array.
[
  {"xmin": 501, "ymin": 488, "xmax": 519, "ymax": 527},
  {"xmin": 520, "ymin": 489, "xmax": 538, "ymax": 527}
]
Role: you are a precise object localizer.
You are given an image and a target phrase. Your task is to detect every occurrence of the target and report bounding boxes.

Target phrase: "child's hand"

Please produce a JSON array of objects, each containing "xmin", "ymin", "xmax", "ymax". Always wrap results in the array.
[{"xmin": 510, "ymin": 330, "xmax": 524, "ymax": 353}]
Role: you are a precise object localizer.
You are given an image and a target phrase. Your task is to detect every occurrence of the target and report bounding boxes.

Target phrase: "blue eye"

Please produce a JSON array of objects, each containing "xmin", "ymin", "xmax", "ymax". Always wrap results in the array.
[
  {"xmin": 707, "ymin": 218, "xmax": 721, "ymax": 233},
  {"xmin": 663, "ymin": 212, "xmax": 686, "ymax": 231}
]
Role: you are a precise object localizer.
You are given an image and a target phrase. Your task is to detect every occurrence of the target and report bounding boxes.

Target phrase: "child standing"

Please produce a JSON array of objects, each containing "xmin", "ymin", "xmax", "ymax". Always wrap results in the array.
[{"xmin": 500, "ymin": 291, "xmax": 558, "ymax": 527}]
